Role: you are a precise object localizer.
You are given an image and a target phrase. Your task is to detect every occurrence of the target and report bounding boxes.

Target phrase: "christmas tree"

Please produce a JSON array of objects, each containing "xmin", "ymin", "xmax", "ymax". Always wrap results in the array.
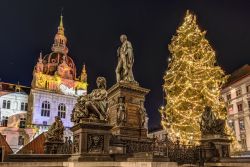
[{"xmin": 160, "ymin": 10, "xmax": 228, "ymax": 144}]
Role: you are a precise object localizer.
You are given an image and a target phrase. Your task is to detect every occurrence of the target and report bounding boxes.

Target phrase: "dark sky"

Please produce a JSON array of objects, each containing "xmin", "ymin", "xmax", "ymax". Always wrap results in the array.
[{"xmin": 0, "ymin": 0, "xmax": 249, "ymax": 129}]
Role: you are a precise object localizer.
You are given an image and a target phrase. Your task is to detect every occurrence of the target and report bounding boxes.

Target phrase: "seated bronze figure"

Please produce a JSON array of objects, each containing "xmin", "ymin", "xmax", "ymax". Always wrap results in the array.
[
  {"xmin": 71, "ymin": 77, "xmax": 108, "ymax": 123},
  {"xmin": 200, "ymin": 106, "xmax": 226, "ymax": 136},
  {"xmin": 45, "ymin": 116, "xmax": 64, "ymax": 142}
]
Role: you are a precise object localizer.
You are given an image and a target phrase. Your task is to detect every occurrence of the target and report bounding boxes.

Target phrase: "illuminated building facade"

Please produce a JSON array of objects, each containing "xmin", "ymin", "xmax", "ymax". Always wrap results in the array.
[
  {"xmin": 0, "ymin": 82, "xmax": 31, "ymax": 152},
  {"xmin": 26, "ymin": 15, "xmax": 87, "ymax": 138},
  {"xmin": 221, "ymin": 64, "xmax": 250, "ymax": 151}
]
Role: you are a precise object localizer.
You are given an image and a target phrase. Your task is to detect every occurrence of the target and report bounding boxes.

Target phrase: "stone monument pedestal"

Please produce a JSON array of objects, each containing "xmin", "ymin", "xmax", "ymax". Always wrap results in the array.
[
  {"xmin": 108, "ymin": 82, "xmax": 150, "ymax": 140},
  {"xmin": 200, "ymin": 134, "xmax": 231, "ymax": 162},
  {"xmin": 69, "ymin": 119, "xmax": 113, "ymax": 161},
  {"xmin": 127, "ymin": 152, "xmax": 170, "ymax": 162},
  {"xmin": 44, "ymin": 141, "xmax": 64, "ymax": 154}
]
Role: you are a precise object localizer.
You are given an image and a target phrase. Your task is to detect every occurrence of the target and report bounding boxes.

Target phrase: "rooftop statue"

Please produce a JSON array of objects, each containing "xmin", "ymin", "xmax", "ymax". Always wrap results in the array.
[
  {"xmin": 71, "ymin": 77, "xmax": 108, "ymax": 123},
  {"xmin": 200, "ymin": 106, "xmax": 226, "ymax": 136},
  {"xmin": 45, "ymin": 116, "xmax": 64, "ymax": 142},
  {"xmin": 115, "ymin": 34, "xmax": 136, "ymax": 83}
]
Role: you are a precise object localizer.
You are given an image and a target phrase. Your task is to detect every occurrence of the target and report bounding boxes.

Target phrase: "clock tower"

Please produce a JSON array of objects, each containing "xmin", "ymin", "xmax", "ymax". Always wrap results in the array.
[{"xmin": 27, "ymin": 15, "xmax": 88, "ymax": 139}]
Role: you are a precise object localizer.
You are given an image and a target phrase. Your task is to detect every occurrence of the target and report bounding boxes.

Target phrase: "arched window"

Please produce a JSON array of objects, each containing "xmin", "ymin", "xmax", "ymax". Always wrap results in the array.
[
  {"xmin": 58, "ymin": 103, "xmax": 66, "ymax": 119},
  {"xmin": 41, "ymin": 101, "xmax": 50, "ymax": 117},
  {"xmin": 7, "ymin": 100, "xmax": 11, "ymax": 109},
  {"xmin": 3, "ymin": 100, "xmax": 11, "ymax": 109}
]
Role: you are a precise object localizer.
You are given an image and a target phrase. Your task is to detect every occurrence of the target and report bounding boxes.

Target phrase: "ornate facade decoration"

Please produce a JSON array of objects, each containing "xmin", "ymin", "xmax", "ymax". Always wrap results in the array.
[
  {"xmin": 117, "ymin": 96, "xmax": 126, "ymax": 126},
  {"xmin": 87, "ymin": 135, "xmax": 104, "ymax": 153},
  {"xmin": 73, "ymin": 135, "xmax": 80, "ymax": 153},
  {"xmin": 71, "ymin": 77, "xmax": 108, "ymax": 123},
  {"xmin": 115, "ymin": 34, "xmax": 136, "ymax": 83},
  {"xmin": 138, "ymin": 100, "xmax": 147, "ymax": 128}
]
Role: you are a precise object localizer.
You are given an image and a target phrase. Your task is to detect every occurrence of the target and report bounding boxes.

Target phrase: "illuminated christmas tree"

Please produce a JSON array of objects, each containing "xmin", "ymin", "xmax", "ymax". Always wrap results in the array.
[{"xmin": 160, "ymin": 10, "xmax": 228, "ymax": 144}]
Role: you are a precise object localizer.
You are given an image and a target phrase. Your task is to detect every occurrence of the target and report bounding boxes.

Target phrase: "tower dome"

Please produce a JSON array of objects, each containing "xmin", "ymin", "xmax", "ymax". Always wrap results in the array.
[
  {"xmin": 33, "ymin": 15, "xmax": 76, "ymax": 79},
  {"xmin": 32, "ymin": 14, "xmax": 87, "ymax": 96},
  {"xmin": 42, "ymin": 52, "xmax": 76, "ymax": 79}
]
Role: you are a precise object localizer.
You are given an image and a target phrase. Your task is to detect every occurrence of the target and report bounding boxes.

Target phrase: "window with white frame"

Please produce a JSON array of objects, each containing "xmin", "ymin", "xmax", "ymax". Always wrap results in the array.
[
  {"xmin": 21, "ymin": 102, "xmax": 25, "ymax": 110},
  {"xmin": 2, "ymin": 100, "xmax": 11, "ymax": 109},
  {"xmin": 2, "ymin": 100, "xmax": 6, "ymax": 108},
  {"xmin": 236, "ymin": 89, "xmax": 242, "ymax": 97},
  {"xmin": 18, "ymin": 136, "xmax": 24, "ymax": 145},
  {"xmin": 237, "ymin": 103, "xmax": 243, "ymax": 112},
  {"xmin": 228, "ymin": 120, "xmax": 234, "ymax": 130},
  {"xmin": 226, "ymin": 93, "xmax": 231, "ymax": 101},
  {"xmin": 1, "ymin": 116, "xmax": 8, "ymax": 127},
  {"xmin": 228, "ymin": 105, "xmax": 234, "ymax": 115},
  {"xmin": 7, "ymin": 100, "xmax": 11, "ymax": 109},
  {"xmin": 41, "ymin": 101, "xmax": 50, "ymax": 117},
  {"xmin": 58, "ymin": 103, "xmax": 66, "ymax": 119},
  {"xmin": 25, "ymin": 103, "xmax": 28, "ymax": 111},
  {"xmin": 19, "ymin": 118, "xmax": 26, "ymax": 128},
  {"xmin": 239, "ymin": 119, "xmax": 245, "ymax": 130},
  {"xmin": 246, "ymin": 84, "xmax": 250, "ymax": 93}
]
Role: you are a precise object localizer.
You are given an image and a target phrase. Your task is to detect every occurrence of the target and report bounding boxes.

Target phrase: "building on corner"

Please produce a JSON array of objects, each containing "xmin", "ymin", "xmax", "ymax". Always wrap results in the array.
[
  {"xmin": 221, "ymin": 64, "xmax": 250, "ymax": 151},
  {"xmin": 0, "ymin": 82, "xmax": 31, "ymax": 152}
]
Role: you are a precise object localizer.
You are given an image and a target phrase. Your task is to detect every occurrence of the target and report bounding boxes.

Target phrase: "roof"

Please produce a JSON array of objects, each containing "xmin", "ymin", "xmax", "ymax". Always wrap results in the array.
[
  {"xmin": 16, "ymin": 133, "xmax": 45, "ymax": 154},
  {"xmin": 223, "ymin": 64, "xmax": 250, "ymax": 88},
  {"xmin": 0, "ymin": 82, "xmax": 30, "ymax": 95}
]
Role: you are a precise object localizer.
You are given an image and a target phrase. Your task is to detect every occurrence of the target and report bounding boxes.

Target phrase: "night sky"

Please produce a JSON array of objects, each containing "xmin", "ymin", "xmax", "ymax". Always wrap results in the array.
[{"xmin": 0, "ymin": 0, "xmax": 249, "ymax": 130}]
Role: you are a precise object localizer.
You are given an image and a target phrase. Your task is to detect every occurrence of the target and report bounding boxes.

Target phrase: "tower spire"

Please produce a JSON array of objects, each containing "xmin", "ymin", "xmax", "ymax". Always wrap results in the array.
[
  {"xmin": 59, "ymin": 14, "xmax": 63, "ymax": 28},
  {"xmin": 51, "ymin": 13, "xmax": 68, "ymax": 54},
  {"xmin": 57, "ymin": 14, "xmax": 64, "ymax": 35}
]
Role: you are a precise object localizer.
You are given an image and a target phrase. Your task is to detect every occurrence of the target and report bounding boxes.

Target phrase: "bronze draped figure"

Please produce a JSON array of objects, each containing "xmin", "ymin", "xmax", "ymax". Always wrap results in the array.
[
  {"xmin": 45, "ymin": 116, "xmax": 64, "ymax": 142},
  {"xmin": 115, "ymin": 34, "xmax": 136, "ymax": 83},
  {"xmin": 71, "ymin": 77, "xmax": 108, "ymax": 123},
  {"xmin": 200, "ymin": 106, "xmax": 226, "ymax": 136}
]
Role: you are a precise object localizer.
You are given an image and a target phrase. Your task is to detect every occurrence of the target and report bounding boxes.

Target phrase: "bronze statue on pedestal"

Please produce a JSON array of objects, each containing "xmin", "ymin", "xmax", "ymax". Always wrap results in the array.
[
  {"xmin": 44, "ymin": 116, "xmax": 65, "ymax": 154},
  {"xmin": 71, "ymin": 77, "xmax": 108, "ymax": 123},
  {"xmin": 200, "ymin": 106, "xmax": 226, "ymax": 136},
  {"xmin": 45, "ymin": 116, "xmax": 64, "ymax": 142},
  {"xmin": 115, "ymin": 34, "xmax": 136, "ymax": 83}
]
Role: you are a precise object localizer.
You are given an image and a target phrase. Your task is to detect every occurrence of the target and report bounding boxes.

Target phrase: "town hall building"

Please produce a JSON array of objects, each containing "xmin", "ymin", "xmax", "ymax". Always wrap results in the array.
[{"xmin": 26, "ymin": 15, "xmax": 88, "ymax": 139}]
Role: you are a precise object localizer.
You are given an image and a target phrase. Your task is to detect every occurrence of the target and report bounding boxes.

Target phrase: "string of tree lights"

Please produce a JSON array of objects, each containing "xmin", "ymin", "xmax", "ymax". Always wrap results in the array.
[{"xmin": 159, "ymin": 10, "xmax": 239, "ymax": 148}]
